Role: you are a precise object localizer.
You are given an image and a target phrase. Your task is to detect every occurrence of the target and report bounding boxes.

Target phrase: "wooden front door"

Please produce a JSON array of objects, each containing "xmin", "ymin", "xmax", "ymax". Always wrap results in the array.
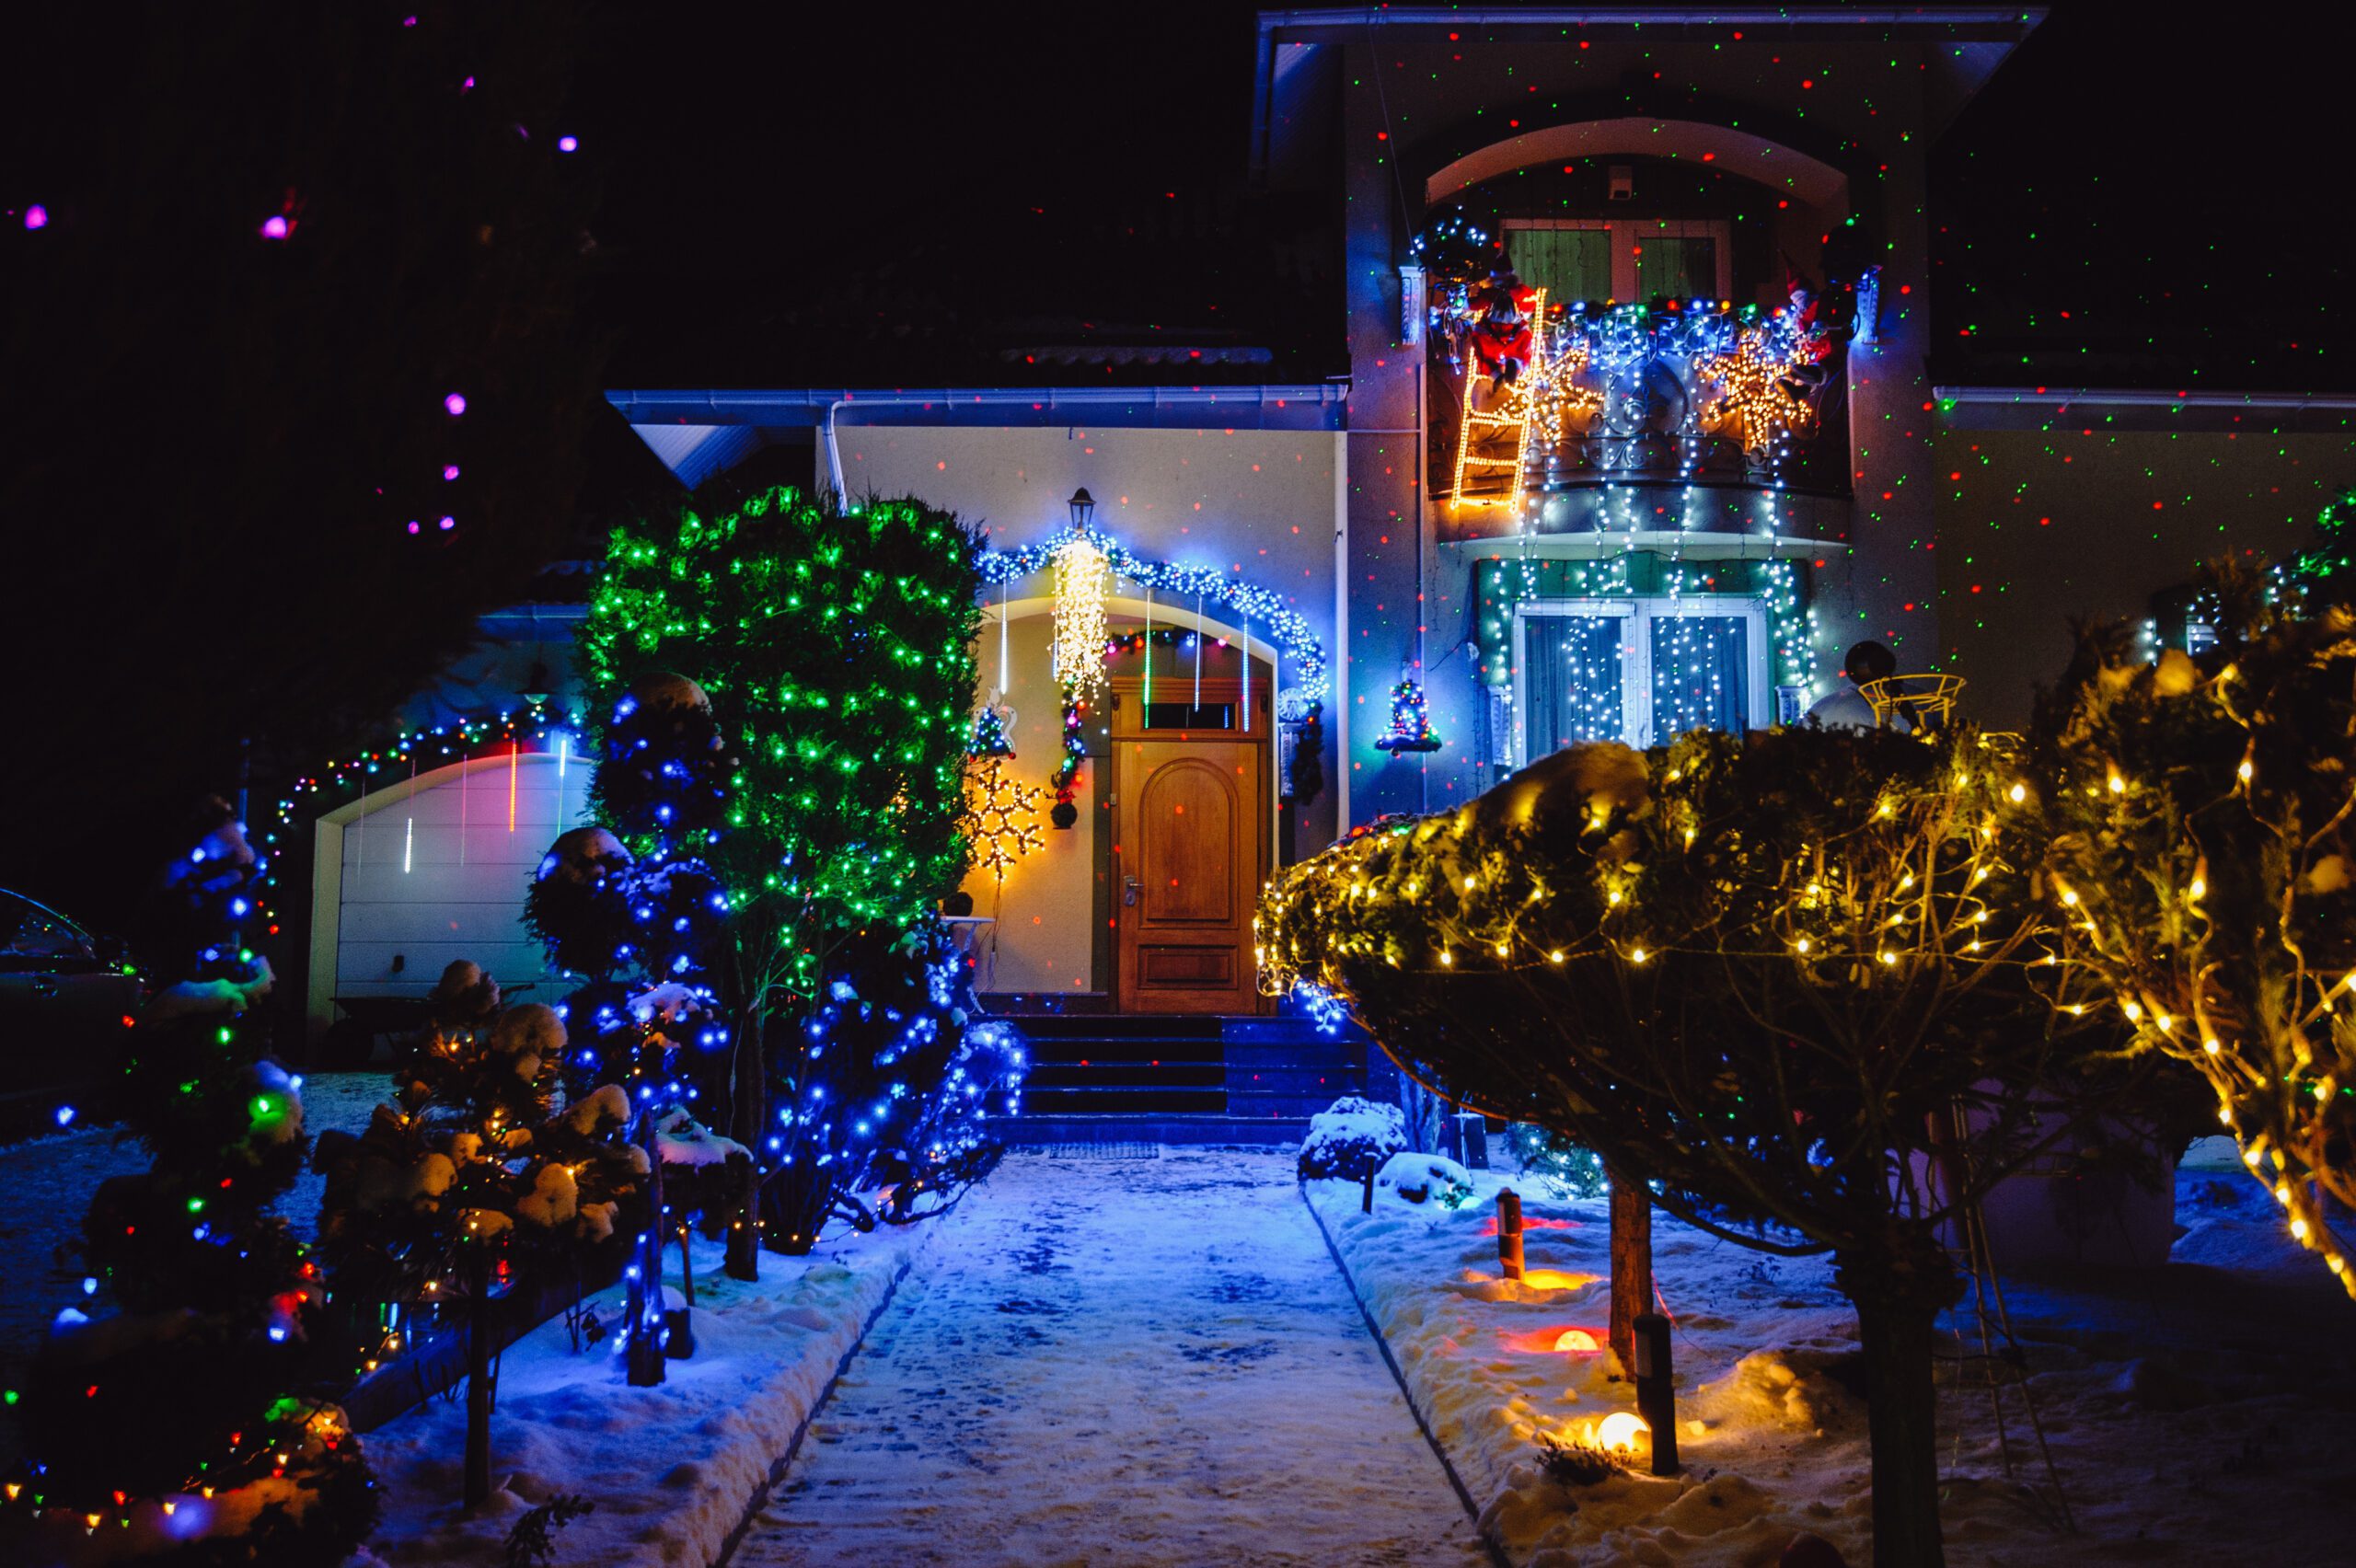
[{"xmin": 1113, "ymin": 680, "xmax": 1265, "ymax": 1014}]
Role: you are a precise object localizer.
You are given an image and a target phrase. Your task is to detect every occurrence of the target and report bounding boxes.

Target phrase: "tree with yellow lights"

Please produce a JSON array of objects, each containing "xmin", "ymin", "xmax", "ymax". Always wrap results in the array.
[
  {"xmin": 1257, "ymin": 726, "xmax": 2122, "ymax": 1568},
  {"xmin": 2037, "ymin": 566, "xmax": 2356, "ymax": 1299}
]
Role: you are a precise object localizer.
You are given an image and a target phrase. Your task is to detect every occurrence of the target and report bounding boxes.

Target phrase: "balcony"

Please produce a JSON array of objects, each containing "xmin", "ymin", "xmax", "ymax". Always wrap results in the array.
[{"xmin": 1429, "ymin": 297, "xmax": 1851, "ymax": 513}]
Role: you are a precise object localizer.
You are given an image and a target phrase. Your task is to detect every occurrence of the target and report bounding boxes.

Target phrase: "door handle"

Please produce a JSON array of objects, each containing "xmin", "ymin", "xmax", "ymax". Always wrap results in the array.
[{"xmin": 1123, "ymin": 876, "xmax": 1140, "ymax": 907}]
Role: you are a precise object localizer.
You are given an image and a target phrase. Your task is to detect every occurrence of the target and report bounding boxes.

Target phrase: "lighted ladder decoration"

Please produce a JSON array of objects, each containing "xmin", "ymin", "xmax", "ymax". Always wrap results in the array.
[{"xmin": 1450, "ymin": 285, "xmax": 1547, "ymax": 513}]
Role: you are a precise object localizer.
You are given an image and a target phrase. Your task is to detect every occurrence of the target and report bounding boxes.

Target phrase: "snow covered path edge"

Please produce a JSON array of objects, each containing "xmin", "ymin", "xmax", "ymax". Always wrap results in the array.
[
  {"xmin": 1299, "ymin": 1181, "xmax": 1512, "ymax": 1568},
  {"xmin": 708, "ymin": 1250, "xmax": 913, "ymax": 1568},
  {"xmin": 355, "ymin": 1229, "xmax": 923, "ymax": 1568}
]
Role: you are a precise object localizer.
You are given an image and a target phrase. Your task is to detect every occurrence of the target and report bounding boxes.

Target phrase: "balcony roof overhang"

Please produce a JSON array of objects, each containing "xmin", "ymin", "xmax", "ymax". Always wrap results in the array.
[
  {"xmin": 1932, "ymin": 384, "xmax": 2356, "ymax": 434},
  {"xmin": 1252, "ymin": 6, "xmax": 2048, "ymax": 184}
]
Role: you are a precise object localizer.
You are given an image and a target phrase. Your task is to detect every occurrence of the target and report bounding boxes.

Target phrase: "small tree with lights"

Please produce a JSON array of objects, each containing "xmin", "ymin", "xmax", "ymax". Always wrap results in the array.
[
  {"xmin": 4, "ymin": 800, "xmax": 376, "ymax": 1564},
  {"xmin": 538, "ymin": 485, "xmax": 1021, "ymax": 1269},
  {"xmin": 1258, "ymin": 728, "xmax": 2121, "ymax": 1568},
  {"xmin": 2036, "ymin": 552, "xmax": 2356, "ymax": 1297},
  {"xmin": 310, "ymin": 963, "xmax": 650, "ymax": 1507}
]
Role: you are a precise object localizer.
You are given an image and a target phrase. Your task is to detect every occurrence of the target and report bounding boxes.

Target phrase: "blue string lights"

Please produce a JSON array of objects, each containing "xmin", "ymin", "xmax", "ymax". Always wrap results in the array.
[{"xmin": 978, "ymin": 523, "xmax": 1328, "ymax": 711}]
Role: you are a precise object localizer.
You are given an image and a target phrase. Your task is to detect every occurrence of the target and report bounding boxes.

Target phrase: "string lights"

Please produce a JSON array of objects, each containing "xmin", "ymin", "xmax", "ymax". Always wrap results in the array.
[
  {"xmin": 1050, "ymin": 537, "xmax": 1111, "ymax": 702},
  {"xmin": 961, "ymin": 758, "xmax": 1045, "ymax": 882},
  {"xmin": 2038, "ymin": 564, "xmax": 2356, "ymax": 1297},
  {"xmin": 978, "ymin": 521, "xmax": 1329, "ymax": 710}
]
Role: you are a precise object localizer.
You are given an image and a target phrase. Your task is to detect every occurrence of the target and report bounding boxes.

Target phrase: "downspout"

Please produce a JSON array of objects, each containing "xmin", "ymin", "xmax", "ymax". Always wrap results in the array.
[{"xmin": 826, "ymin": 397, "xmax": 851, "ymax": 505}]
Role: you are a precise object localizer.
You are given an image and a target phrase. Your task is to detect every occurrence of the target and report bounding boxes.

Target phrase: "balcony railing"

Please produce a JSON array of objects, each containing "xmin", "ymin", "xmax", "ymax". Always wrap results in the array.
[{"xmin": 1431, "ymin": 298, "xmax": 1849, "ymax": 506}]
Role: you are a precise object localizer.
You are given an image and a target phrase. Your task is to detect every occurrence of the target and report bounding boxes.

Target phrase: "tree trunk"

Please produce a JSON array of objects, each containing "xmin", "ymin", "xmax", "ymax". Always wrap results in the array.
[
  {"xmin": 1608, "ymin": 1164, "xmax": 1653, "ymax": 1377},
  {"xmin": 723, "ymin": 1004, "xmax": 764, "ymax": 1280},
  {"xmin": 1853, "ymin": 1285, "xmax": 1946, "ymax": 1568},
  {"xmin": 627, "ymin": 1116, "xmax": 668, "ymax": 1386},
  {"xmin": 462, "ymin": 1249, "xmax": 494, "ymax": 1507}
]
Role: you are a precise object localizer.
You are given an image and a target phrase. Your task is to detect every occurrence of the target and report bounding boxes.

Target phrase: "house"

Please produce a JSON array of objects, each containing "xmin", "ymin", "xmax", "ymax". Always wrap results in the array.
[{"xmin": 298, "ymin": 7, "xmax": 2355, "ymax": 1100}]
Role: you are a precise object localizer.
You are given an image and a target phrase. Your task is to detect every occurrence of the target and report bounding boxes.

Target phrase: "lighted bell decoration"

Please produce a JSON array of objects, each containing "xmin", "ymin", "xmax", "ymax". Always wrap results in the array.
[
  {"xmin": 1068, "ymin": 487, "xmax": 1096, "ymax": 529},
  {"xmin": 1373, "ymin": 678, "xmax": 1443, "ymax": 754}
]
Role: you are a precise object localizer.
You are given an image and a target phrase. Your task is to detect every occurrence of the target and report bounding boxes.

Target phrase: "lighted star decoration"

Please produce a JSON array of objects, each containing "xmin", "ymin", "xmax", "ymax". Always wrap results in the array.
[
  {"xmin": 1052, "ymin": 537, "xmax": 1111, "ymax": 701},
  {"xmin": 963, "ymin": 757, "xmax": 1045, "ymax": 882}
]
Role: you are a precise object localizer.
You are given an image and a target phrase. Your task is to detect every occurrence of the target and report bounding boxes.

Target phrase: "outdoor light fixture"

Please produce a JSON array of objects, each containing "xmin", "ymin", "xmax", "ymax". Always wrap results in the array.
[
  {"xmin": 1068, "ymin": 488, "xmax": 1096, "ymax": 529},
  {"xmin": 1594, "ymin": 1412, "xmax": 1650, "ymax": 1455}
]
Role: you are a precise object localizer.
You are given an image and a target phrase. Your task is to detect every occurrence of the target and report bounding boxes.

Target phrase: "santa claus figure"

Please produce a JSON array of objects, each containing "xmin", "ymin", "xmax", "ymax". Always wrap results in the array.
[{"xmin": 1468, "ymin": 264, "xmax": 1539, "ymax": 409}]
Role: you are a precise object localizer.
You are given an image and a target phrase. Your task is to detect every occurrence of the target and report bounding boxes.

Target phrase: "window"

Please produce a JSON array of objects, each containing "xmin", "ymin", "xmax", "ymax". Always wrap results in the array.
[
  {"xmin": 1509, "ymin": 227, "xmax": 1611, "ymax": 306},
  {"xmin": 1141, "ymin": 701, "xmax": 1235, "ymax": 731},
  {"xmin": 1503, "ymin": 219, "xmax": 1733, "ymax": 306},
  {"xmin": 1514, "ymin": 596, "xmax": 1771, "ymax": 761}
]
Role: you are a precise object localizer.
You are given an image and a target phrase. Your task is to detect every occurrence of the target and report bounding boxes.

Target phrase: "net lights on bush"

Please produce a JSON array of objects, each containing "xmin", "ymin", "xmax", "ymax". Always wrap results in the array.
[{"xmin": 2039, "ymin": 571, "xmax": 2356, "ymax": 1297}]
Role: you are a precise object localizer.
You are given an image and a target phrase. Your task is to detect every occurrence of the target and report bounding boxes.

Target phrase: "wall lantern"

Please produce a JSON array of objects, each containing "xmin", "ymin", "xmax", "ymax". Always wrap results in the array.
[{"xmin": 1068, "ymin": 488, "xmax": 1097, "ymax": 529}]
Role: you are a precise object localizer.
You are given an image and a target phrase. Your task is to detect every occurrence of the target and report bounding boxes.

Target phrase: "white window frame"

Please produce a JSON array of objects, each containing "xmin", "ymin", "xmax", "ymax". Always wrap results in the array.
[
  {"xmin": 1514, "ymin": 594, "xmax": 1772, "ymax": 757},
  {"xmin": 1502, "ymin": 218, "xmax": 1734, "ymax": 304}
]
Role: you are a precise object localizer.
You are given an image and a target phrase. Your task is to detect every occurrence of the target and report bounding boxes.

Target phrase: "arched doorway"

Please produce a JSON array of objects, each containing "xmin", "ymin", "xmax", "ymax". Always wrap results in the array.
[{"xmin": 967, "ymin": 594, "xmax": 1282, "ymax": 1014}]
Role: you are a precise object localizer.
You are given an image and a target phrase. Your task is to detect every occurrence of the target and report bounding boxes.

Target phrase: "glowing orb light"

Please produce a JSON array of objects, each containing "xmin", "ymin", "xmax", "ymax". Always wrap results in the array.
[
  {"xmin": 1553, "ymin": 1328, "xmax": 1600, "ymax": 1353},
  {"xmin": 1595, "ymin": 1412, "xmax": 1650, "ymax": 1455}
]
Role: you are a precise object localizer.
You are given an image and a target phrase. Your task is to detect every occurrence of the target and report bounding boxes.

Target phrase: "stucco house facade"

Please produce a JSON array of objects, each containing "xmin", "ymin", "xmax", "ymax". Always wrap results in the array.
[{"xmin": 299, "ymin": 6, "xmax": 2356, "ymax": 1037}]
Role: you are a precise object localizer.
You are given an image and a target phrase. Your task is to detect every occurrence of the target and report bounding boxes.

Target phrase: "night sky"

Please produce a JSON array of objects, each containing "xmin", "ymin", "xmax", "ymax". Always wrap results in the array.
[
  {"xmin": 5, "ymin": 4, "xmax": 2350, "ymax": 909},
  {"xmin": 574, "ymin": 4, "xmax": 2351, "ymax": 385}
]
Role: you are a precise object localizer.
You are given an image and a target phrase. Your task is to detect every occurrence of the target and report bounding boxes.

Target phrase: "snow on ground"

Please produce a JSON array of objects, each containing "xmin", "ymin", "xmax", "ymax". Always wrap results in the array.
[
  {"xmin": 0, "ymin": 1071, "xmax": 385, "ymax": 1466},
  {"xmin": 1308, "ymin": 1135, "xmax": 2356, "ymax": 1566},
  {"xmin": 352, "ymin": 1226, "xmax": 919, "ymax": 1567},
  {"xmin": 731, "ymin": 1147, "xmax": 1488, "ymax": 1568}
]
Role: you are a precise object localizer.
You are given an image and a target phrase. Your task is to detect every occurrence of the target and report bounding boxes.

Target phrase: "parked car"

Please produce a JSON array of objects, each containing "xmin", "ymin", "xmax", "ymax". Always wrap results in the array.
[{"xmin": 0, "ymin": 888, "xmax": 143, "ymax": 1091}]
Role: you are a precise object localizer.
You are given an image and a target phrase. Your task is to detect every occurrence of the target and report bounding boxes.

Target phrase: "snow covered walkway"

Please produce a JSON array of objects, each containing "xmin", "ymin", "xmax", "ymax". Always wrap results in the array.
[{"xmin": 731, "ymin": 1147, "xmax": 1488, "ymax": 1567}]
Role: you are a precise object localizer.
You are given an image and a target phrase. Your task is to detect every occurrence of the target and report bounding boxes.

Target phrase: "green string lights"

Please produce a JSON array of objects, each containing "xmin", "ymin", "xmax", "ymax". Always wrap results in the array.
[{"xmin": 581, "ymin": 488, "xmax": 982, "ymax": 939}]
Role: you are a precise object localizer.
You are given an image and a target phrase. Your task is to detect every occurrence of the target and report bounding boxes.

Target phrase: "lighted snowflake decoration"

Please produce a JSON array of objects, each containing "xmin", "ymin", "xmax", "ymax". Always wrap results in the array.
[{"xmin": 962, "ymin": 757, "xmax": 1045, "ymax": 882}]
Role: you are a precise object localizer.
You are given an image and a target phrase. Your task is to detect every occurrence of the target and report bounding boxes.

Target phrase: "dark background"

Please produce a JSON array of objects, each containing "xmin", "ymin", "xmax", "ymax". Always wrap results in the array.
[
  {"xmin": 5, "ymin": 3, "xmax": 2348, "ymax": 928},
  {"xmin": 579, "ymin": 4, "xmax": 2354, "ymax": 384}
]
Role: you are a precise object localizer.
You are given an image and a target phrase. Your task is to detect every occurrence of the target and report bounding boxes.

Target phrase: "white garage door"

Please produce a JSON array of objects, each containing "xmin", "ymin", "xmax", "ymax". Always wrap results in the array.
[{"xmin": 311, "ymin": 749, "xmax": 591, "ymax": 1031}]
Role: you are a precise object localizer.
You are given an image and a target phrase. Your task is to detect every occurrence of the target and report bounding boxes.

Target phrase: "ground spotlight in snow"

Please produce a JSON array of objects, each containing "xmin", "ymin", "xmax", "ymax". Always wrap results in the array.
[
  {"xmin": 1516, "ymin": 1267, "xmax": 1598, "ymax": 1291},
  {"xmin": 1500, "ymin": 1324, "xmax": 1606, "ymax": 1355},
  {"xmin": 1592, "ymin": 1412, "xmax": 1649, "ymax": 1456}
]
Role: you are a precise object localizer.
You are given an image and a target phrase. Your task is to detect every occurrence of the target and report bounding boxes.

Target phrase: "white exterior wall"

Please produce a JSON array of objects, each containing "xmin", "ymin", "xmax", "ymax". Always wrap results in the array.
[
  {"xmin": 841, "ymin": 423, "xmax": 1345, "ymax": 997},
  {"xmin": 323, "ymin": 753, "xmax": 590, "ymax": 1009},
  {"xmin": 960, "ymin": 614, "xmax": 1098, "ymax": 995}
]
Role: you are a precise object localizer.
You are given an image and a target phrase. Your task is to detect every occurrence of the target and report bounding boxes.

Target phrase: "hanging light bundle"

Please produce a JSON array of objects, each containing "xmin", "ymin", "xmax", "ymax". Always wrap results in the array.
[{"xmin": 1051, "ymin": 537, "xmax": 1110, "ymax": 702}]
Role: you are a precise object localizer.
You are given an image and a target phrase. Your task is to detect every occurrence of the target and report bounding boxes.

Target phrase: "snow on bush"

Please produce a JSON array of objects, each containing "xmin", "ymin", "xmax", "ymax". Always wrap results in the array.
[
  {"xmin": 1298, "ymin": 1094, "xmax": 1410, "ymax": 1180},
  {"xmin": 652, "ymin": 1105, "xmax": 753, "ymax": 1169},
  {"xmin": 1375, "ymin": 1149, "xmax": 1473, "ymax": 1207}
]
